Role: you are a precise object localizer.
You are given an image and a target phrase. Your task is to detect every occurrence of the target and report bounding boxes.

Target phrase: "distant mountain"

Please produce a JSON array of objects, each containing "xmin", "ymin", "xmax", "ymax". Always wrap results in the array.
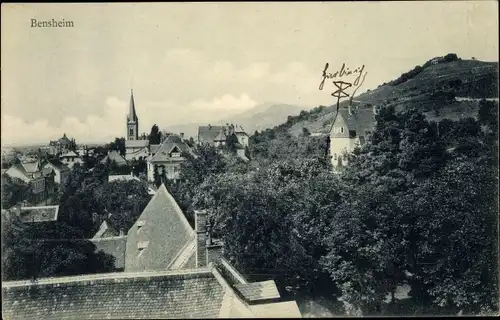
[
  {"xmin": 164, "ymin": 103, "xmax": 306, "ymax": 139},
  {"xmin": 285, "ymin": 55, "xmax": 499, "ymax": 136}
]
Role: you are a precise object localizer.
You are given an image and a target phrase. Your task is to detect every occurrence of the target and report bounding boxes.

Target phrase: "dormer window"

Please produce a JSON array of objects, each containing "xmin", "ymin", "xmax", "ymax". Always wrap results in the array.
[
  {"xmin": 137, "ymin": 220, "xmax": 145, "ymax": 232},
  {"xmin": 137, "ymin": 241, "xmax": 149, "ymax": 256}
]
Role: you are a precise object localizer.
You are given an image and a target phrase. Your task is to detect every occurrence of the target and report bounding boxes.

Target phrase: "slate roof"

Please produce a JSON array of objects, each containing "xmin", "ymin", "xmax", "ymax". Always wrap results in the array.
[
  {"xmin": 2, "ymin": 260, "xmax": 303, "ymax": 319},
  {"xmin": 333, "ymin": 106, "xmax": 376, "ymax": 137},
  {"xmin": 21, "ymin": 161, "xmax": 39, "ymax": 174},
  {"xmin": 198, "ymin": 126, "xmax": 225, "ymax": 145},
  {"xmin": 125, "ymin": 140, "xmax": 149, "ymax": 148},
  {"xmin": 100, "ymin": 151, "xmax": 128, "ymax": 166},
  {"xmin": 60, "ymin": 151, "xmax": 79, "ymax": 158},
  {"xmin": 18, "ymin": 206, "xmax": 59, "ymax": 223},
  {"xmin": 92, "ymin": 220, "xmax": 119, "ymax": 239},
  {"xmin": 125, "ymin": 184, "xmax": 196, "ymax": 272},
  {"xmin": 149, "ymin": 135, "xmax": 191, "ymax": 163},
  {"xmin": 234, "ymin": 280, "xmax": 281, "ymax": 304},
  {"xmin": 45, "ymin": 159, "xmax": 70, "ymax": 171},
  {"xmin": 90, "ymin": 236, "xmax": 127, "ymax": 270},
  {"xmin": 2, "ymin": 268, "xmax": 225, "ymax": 320},
  {"xmin": 149, "ymin": 144, "xmax": 161, "ymax": 155}
]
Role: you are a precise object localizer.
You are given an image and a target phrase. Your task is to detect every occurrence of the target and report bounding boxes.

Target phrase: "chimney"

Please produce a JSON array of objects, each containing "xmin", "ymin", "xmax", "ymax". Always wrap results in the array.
[
  {"xmin": 180, "ymin": 133, "xmax": 184, "ymax": 140},
  {"xmin": 195, "ymin": 210, "xmax": 208, "ymax": 267}
]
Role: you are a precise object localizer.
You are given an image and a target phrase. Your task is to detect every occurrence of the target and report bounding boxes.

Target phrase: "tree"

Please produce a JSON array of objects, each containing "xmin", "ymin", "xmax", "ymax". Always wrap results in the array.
[
  {"xmin": 176, "ymin": 144, "xmax": 227, "ymax": 222},
  {"xmin": 321, "ymin": 106, "xmax": 498, "ymax": 315},
  {"xmin": 1, "ymin": 174, "xmax": 31, "ymax": 209},
  {"xmin": 2, "ymin": 213, "xmax": 115, "ymax": 281},
  {"xmin": 153, "ymin": 165, "xmax": 161, "ymax": 188},
  {"xmin": 193, "ymin": 158, "xmax": 339, "ymax": 296},
  {"xmin": 108, "ymin": 138, "xmax": 126, "ymax": 157},
  {"xmin": 148, "ymin": 124, "xmax": 162, "ymax": 145},
  {"xmin": 226, "ymin": 133, "xmax": 240, "ymax": 153}
]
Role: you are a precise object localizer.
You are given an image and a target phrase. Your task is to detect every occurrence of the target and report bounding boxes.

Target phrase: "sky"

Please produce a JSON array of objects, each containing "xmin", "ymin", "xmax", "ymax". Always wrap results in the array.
[{"xmin": 1, "ymin": 1, "xmax": 498, "ymax": 145}]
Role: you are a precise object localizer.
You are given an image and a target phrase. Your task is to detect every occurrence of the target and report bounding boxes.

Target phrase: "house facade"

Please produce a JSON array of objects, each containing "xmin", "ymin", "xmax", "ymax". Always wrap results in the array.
[
  {"xmin": 328, "ymin": 104, "xmax": 377, "ymax": 168},
  {"xmin": 60, "ymin": 150, "xmax": 83, "ymax": 169},
  {"xmin": 43, "ymin": 159, "xmax": 70, "ymax": 187},
  {"xmin": 5, "ymin": 160, "xmax": 56, "ymax": 205},
  {"xmin": 146, "ymin": 134, "xmax": 191, "ymax": 182},
  {"xmin": 197, "ymin": 124, "xmax": 248, "ymax": 148}
]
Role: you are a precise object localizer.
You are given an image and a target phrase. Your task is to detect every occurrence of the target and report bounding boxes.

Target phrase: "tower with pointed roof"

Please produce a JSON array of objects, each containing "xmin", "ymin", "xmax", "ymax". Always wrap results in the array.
[{"xmin": 127, "ymin": 89, "xmax": 139, "ymax": 140}]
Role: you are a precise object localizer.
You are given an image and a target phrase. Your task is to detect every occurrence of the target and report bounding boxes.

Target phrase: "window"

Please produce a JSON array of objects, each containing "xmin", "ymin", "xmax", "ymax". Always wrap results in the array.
[
  {"xmin": 171, "ymin": 152, "xmax": 180, "ymax": 157},
  {"xmin": 137, "ymin": 241, "xmax": 149, "ymax": 256},
  {"xmin": 340, "ymin": 127, "xmax": 344, "ymax": 133},
  {"xmin": 137, "ymin": 220, "xmax": 145, "ymax": 233},
  {"xmin": 129, "ymin": 128, "xmax": 134, "ymax": 136}
]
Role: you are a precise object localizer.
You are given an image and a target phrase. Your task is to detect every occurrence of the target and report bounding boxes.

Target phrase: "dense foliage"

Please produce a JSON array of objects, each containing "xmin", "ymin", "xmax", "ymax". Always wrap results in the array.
[
  {"xmin": 173, "ymin": 103, "xmax": 498, "ymax": 316},
  {"xmin": 2, "ymin": 212, "xmax": 115, "ymax": 281}
]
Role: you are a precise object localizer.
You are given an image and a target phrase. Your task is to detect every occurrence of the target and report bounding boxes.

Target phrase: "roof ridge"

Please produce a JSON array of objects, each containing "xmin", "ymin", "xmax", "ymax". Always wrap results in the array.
[
  {"xmin": 90, "ymin": 235, "xmax": 127, "ymax": 242},
  {"xmin": 2, "ymin": 267, "xmax": 212, "ymax": 288},
  {"xmin": 158, "ymin": 184, "xmax": 195, "ymax": 235}
]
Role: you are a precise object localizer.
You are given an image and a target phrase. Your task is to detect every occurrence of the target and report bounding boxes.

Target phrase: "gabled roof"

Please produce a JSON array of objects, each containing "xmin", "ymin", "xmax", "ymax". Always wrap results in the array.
[
  {"xmin": 214, "ymin": 130, "xmax": 227, "ymax": 142},
  {"xmin": 58, "ymin": 133, "xmax": 71, "ymax": 144},
  {"xmin": 331, "ymin": 106, "xmax": 376, "ymax": 137},
  {"xmin": 125, "ymin": 184, "xmax": 196, "ymax": 272},
  {"xmin": 101, "ymin": 150, "xmax": 128, "ymax": 166},
  {"xmin": 149, "ymin": 135, "xmax": 191, "ymax": 163},
  {"xmin": 90, "ymin": 236, "xmax": 127, "ymax": 270},
  {"xmin": 45, "ymin": 159, "xmax": 70, "ymax": 171},
  {"xmin": 93, "ymin": 220, "xmax": 120, "ymax": 239},
  {"xmin": 20, "ymin": 161, "xmax": 39, "ymax": 174},
  {"xmin": 18, "ymin": 205, "xmax": 59, "ymax": 223},
  {"xmin": 125, "ymin": 139, "xmax": 149, "ymax": 148},
  {"xmin": 198, "ymin": 126, "xmax": 225, "ymax": 144},
  {"xmin": 60, "ymin": 150, "xmax": 79, "ymax": 158}
]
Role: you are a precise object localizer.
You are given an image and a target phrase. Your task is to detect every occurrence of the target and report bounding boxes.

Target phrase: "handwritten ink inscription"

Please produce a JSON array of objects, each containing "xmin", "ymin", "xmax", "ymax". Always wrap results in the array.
[{"xmin": 318, "ymin": 63, "xmax": 366, "ymax": 91}]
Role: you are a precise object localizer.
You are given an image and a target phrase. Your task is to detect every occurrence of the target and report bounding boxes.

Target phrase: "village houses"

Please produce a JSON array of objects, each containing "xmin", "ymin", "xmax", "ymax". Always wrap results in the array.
[{"xmin": 2, "ymin": 184, "xmax": 303, "ymax": 319}]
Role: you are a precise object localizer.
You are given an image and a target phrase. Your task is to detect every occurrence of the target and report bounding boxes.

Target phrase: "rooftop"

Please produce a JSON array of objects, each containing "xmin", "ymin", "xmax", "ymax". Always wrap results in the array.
[
  {"xmin": 90, "ymin": 236, "xmax": 128, "ymax": 270},
  {"xmin": 2, "ymin": 263, "xmax": 303, "ymax": 319},
  {"xmin": 125, "ymin": 184, "xmax": 195, "ymax": 272}
]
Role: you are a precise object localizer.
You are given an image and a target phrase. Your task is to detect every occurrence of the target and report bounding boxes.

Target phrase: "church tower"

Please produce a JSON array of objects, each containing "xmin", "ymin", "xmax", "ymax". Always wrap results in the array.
[{"xmin": 127, "ymin": 89, "xmax": 139, "ymax": 140}]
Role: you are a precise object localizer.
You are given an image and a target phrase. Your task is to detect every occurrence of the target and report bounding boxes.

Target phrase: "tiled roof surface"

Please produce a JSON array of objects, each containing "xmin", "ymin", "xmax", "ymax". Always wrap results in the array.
[
  {"xmin": 198, "ymin": 126, "xmax": 225, "ymax": 145},
  {"xmin": 46, "ymin": 159, "xmax": 69, "ymax": 171},
  {"xmin": 234, "ymin": 280, "xmax": 281, "ymax": 303},
  {"xmin": 90, "ymin": 236, "xmax": 127, "ymax": 270},
  {"xmin": 19, "ymin": 206, "xmax": 59, "ymax": 223},
  {"xmin": 21, "ymin": 162, "xmax": 39, "ymax": 174},
  {"xmin": 149, "ymin": 135, "xmax": 190, "ymax": 163},
  {"xmin": 149, "ymin": 144, "xmax": 161, "ymax": 155},
  {"xmin": 2, "ymin": 268, "xmax": 225, "ymax": 320},
  {"xmin": 334, "ymin": 106, "xmax": 375, "ymax": 136},
  {"xmin": 125, "ymin": 140, "xmax": 149, "ymax": 148},
  {"xmin": 101, "ymin": 151, "xmax": 128, "ymax": 166},
  {"xmin": 92, "ymin": 220, "xmax": 119, "ymax": 239},
  {"xmin": 125, "ymin": 184, "xmax": 195, "ymax": 272},
  {"xmin": 60, "ymin": 151, "xmax": 79, "ymax": 158}
]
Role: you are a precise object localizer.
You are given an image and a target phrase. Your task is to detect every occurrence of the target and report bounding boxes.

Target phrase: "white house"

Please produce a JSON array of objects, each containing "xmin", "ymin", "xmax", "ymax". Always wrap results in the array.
[{"xmin": 328, "ymin": 104, "xmax": 377, "ymax": 168}]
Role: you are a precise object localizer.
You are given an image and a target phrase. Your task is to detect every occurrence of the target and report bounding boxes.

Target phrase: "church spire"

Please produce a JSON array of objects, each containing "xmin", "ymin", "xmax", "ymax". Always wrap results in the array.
[{"xmin": 128, "ymin": 89, "xmax": 138, "ymax": 123}]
